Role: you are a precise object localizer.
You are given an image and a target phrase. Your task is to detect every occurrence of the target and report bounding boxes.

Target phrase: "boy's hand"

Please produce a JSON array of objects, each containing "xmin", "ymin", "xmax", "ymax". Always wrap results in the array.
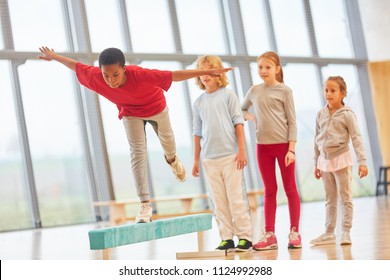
[
  {"xmin": 38, "ymin": 46, "xmax": 57, "ymax": 61},
  {"xmin": 358, "ymin": 165, "xmax": 368, "ymax": 178},
  {"xmin": 208, "ymin": 67, "xmax": 234, "ymax": 77},
  {"xmin": 37, "ymin": 46, "xmax": 77, "ymax": 71},
  {"xmin": 235, "ymin": 150, "xmax": 247, "ymax": 170},
  {"xmin": 192, "ymin": 162, "xmax": 200, "ymax": 177}
]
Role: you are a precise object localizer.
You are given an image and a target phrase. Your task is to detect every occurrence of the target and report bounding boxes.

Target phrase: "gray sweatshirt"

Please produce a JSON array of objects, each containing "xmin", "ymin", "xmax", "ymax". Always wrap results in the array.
[
  {"xmin": 241, "ymin": 83, "xmax": 297, "ymax": 144},
  {"xmin": 314, "ymin": 105, "xmax": 367, "ymax": 166}
]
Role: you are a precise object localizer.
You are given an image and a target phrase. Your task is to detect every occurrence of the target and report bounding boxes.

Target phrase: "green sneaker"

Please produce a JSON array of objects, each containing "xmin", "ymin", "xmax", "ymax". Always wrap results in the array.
[
  {"xmin": 216, "ymin": 239, "xmax": 235, "ymax": 251},
  {"xmin": 235, "ymin": 239, "xmax": 253, "ymax": 252}
]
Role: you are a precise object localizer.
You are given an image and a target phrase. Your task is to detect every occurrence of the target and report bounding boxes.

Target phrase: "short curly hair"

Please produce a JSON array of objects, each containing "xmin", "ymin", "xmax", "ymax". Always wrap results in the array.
[{"xmin": 98, "ymin": 48, "xmax": 125, "ymax": 68}]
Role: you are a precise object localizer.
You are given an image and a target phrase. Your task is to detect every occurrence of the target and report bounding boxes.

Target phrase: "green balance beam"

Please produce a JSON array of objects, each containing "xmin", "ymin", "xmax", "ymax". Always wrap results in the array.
[{"xmin": 88, "ymin": 213, "xmax": 213, "ymax": 252}]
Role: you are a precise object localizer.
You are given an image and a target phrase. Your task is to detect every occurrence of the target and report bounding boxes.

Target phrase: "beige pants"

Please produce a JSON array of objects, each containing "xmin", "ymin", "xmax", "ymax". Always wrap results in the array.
[
  {"xmin": 203, "ymin": 154, "xmax": 253, "ymax": 241},
  {"xmin": 321, "ymin": 166, "xmax": 353, "ymax": 233},
  {"xmin": 122, "ymin": 107, "xmax": 176, "ymax": 201}
]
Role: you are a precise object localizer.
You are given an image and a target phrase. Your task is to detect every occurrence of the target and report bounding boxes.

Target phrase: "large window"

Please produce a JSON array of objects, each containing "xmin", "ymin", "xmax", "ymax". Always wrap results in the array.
[
  {"xmin": 0, "ymin": 19, "xmax": 4, "ymax": 49},
  {"xmin": 175, "ymin": 0, "xmax": 228, "ymax": 54},
  {"xmin": 239, "ymin": 0, "xmax": 270, "ymax": 55},
  {"xmin": 0, "ymin": 61, "xmax": 32, "ymax": 231},
  {"xmin": 85, "ymin": 0, "xmax": 125, "ymax": 52},
  {"xmin": 126, "ymin": 0, "xmax": 175, "ymax": 53},
  {"xmin": 17, "ymin": 61, "xmax": 94, "ymax": 226},
  {"xmin": 0, "ymin": 0, "xmax": 379, "ymax": 231},
  {"xmin": 310, "ymin": 0, "xmax": 354, "ymax": 58},
  {"xmin": 270, "ymin": 0, "xmax": 312, "ymax": 56},
  {"xmin": 8, "ymin": 0, "xmax": 67, "ymax": 51}
]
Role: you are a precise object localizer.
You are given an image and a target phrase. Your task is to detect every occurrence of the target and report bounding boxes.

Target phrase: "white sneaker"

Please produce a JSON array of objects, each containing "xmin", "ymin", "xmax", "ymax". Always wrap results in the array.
[
  {"xmin": 340, "ymin": 231, "xmax": 352, "ymax": 245},
  {"xmin": 135, "ymin": 201, "xmax": 152, "ymax": 223},
  {"xmin": 166, "ymin": 156, "xmax": 187, "ymax": 182},
  {"xmin": 310, "ymin": 232, "xmax": 336, "ymax": 245}
]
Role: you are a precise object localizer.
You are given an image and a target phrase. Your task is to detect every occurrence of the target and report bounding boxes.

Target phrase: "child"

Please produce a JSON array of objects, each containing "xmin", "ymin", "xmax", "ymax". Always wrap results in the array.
[
  {"xmin": 311, "ymin": 76, "xmax": 368, "ymax": 246},
  {"xmin": 38, "ymin": 46, "xmax": 232, "ymax": 223},
  {"xmin": 192, "ymin": 55, "xmax": 253, "ymax": 252},
  {"xmin": 241, "ymin": 51, "xmax": 301, "ymax": 250}
]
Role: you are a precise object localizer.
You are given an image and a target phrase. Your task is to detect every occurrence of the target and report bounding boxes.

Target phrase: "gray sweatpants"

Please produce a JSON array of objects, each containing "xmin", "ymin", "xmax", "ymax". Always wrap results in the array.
[
  {"xmin": 122, "ymin": 107, "xmax": 176, "ymax": 201},
  {"xmin": 321, "ymin": 166, "xmax": 353, "ymax": 233}
]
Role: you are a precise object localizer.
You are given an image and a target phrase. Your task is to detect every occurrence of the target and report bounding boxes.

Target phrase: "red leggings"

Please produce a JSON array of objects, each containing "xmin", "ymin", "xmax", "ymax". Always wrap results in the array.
[{"xmin": 257, "ymin": 143, "xmax": 301, "ymax": 232}]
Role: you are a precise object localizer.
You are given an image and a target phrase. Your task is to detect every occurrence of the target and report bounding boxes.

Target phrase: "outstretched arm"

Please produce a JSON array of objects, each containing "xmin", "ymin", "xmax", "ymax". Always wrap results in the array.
[
  {"xmin": 38, "ymin": 46, "xmax": 78, "ymax": 72},
  {"xmin": 172, "ymin": 68, "xmax": 233, "ymax": 82}
]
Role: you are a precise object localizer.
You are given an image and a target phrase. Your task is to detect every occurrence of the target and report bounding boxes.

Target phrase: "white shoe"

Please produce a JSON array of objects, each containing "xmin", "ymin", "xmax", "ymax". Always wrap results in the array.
[
  {"xmin": 166, "ymin": 156, "xmax": 187, "ymax": 182},
  {"xmin": 310, "ymin": 232, "xmax": 336, "ymax": 245},
  {"xmin": 340, "ymin": 231, "xmax": 352, "ymax": 245},
  {"xmin": 135, "ymin": 201, "xmax": 152, "ymax": 223}
]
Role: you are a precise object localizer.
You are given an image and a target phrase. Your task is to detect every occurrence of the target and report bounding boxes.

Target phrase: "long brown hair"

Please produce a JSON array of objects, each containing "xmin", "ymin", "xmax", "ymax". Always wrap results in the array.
[{"xmin": 257, "ymin": 51, "xmax": 284, "ymax": 83}]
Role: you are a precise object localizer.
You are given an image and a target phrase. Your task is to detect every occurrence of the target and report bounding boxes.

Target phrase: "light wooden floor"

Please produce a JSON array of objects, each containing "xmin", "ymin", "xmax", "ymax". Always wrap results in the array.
[{"xmin": 0, "ymin": 195, "xmax": 389, "ymax": 260}]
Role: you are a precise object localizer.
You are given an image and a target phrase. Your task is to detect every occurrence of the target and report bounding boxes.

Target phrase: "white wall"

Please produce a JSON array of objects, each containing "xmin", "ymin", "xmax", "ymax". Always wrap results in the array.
[{"xmin": 359, "ymin": 0, "xmax": 390, "ymax": 61}]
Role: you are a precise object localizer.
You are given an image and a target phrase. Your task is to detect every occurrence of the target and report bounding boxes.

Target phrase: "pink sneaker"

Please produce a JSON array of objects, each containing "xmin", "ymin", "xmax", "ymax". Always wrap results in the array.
[
  {"xmin": 288, "ymin": 227, "xmax": 302, "ymax": 249},
  {"xmin": 253, "ymin": 232, "xmax": 278, "ymax": 251}
]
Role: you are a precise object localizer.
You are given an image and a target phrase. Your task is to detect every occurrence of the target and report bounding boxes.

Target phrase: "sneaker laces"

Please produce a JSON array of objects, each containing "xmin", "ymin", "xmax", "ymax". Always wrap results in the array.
[
  {"xmin": 259, "ymin": 232, "xmax": 274, "ymax": 242},
  {"xmin": 289, "ymin": 227, "xmax": 300, "ymax": 241},
  {"xmin": 139, "ymin": 202, "xmax": 150, "ymax": 215},
  {"xmin": 175, "ymin": 163, "xmax": 183, "ymax": 172},
  {"xmin": 173, "ymin": 158, "xmax": 183, "ymax": 171}
]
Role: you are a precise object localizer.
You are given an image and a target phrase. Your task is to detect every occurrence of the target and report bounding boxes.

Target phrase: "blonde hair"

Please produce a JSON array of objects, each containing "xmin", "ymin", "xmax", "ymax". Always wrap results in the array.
[
  {"xmin": 195, "ymin": 55, "xmax": 229, "ymax": 90},
  {"xmin": 326, "ymin": 76, "xmax": 347, "ymax": 105},
  {"xmin": 257, "ymin": 51, "xmax": 284, "ymax": 83}
]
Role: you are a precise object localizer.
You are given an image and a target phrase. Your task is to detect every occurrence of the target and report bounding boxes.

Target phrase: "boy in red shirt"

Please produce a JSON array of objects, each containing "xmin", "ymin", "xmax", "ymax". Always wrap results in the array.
[{"xmin": 39, "ymin": 46, "xmax": 232, "ymax": 223}]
